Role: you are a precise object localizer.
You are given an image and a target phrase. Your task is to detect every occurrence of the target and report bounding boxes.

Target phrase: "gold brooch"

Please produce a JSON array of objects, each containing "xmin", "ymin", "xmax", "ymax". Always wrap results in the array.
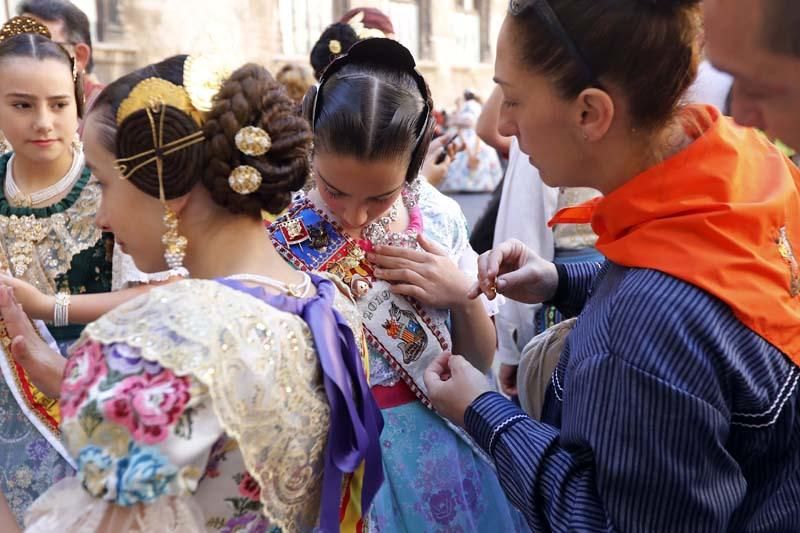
[
  {"xmin": 235, "ymin": 126, "xmax": 272, "ymax": 157},
  {"xmin": 229, "ymin": 165, "xmax": 262, "ymax": 195},
  {"xmin": 777, "ymin": 226, "xmax": 800, "ymax": 297}
]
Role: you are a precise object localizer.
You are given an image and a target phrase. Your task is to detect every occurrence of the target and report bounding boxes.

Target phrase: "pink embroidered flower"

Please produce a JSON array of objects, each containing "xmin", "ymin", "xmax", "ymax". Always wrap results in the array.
[
  {"xmin": 103, "ymin": 370, "xmax": 190, "ymax": 444},
  {"xmin": 60, "ymin": 341, "xmax": 108, "ymax": 419},
  {"xmin": 238, "ymin": 471, "xmax": 261, "ymax": 501}
]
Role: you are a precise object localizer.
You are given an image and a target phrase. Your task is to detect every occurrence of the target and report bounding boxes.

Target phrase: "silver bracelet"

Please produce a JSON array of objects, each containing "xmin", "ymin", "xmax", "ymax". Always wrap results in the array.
[
  {"xmin": 54, "ymin": 292, "xmax": 70, "ymax": 327},
  {"xmin": 488, "ymin": 414, "xmax": 528, "ymax": 451}
]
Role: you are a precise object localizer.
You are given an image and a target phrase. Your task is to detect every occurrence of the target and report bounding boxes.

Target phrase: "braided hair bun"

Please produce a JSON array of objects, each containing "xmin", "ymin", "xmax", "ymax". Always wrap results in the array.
[{"xmin": 202, "ymin": 63, "xmax": 312, "ymax": 217}]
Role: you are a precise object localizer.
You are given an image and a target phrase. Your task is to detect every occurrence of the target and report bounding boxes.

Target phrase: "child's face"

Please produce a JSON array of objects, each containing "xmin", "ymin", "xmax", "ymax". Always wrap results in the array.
[
  {"xmin": 313, "ymin": 151, "xmax": 407, "ymax": 232},
  {"xmin": 0, "ymin": 57, "xmax": 78, "ymax": 164}
]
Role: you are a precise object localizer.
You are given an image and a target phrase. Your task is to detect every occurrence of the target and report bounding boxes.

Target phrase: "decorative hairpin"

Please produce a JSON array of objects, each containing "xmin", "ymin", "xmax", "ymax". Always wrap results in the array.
[
  {"xmin": 328, "ymin": 39, "xmax": 342, "ymax": 54},
  {"xmin": 345, "ymin": 11, "xmax": 386, "ymax": 40},
  {"xmin": 183, "ymin": 54, "xmax": 232, "ymax": 113},
  {"xmin": 228, "ymin": 165, "xmax": 262, "ymax": 195},
  {"xmin": 0, "ymin": 16, "xmax": 51, "ymax": 42},
  {"xmin": 235, "ymin": 126, "xmax": 271, "ymax": 157},
  {"xmin": 229, "ymin": 125, "xmax": 269, "ymax": 195},
  {"xmin": 116, "ymin": 77, "xmax": 201, "ymax": 127}
]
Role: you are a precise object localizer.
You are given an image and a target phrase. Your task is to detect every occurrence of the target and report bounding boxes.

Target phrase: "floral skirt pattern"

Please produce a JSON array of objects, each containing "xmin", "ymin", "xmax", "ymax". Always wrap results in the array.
[
  {"xmin": 368, "ymin": 400, "xmax": 528, "ymax": 532},
  {"xmin": 0, "ymin": 378, "xmax": 72, "ymax": 526}
]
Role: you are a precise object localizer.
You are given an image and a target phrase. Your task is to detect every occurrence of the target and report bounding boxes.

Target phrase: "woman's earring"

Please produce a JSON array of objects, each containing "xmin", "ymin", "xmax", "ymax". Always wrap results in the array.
[
  {"xmin": 0, "ymin": 134, "xmax": 10, "ymax": 155},
  {"xmin": 71, "ymin": 134, "xmax": 83, "ymax": 153},
  {"xmin": 162, "ymin": 206, "xmax": 188, "ymax": 270}
]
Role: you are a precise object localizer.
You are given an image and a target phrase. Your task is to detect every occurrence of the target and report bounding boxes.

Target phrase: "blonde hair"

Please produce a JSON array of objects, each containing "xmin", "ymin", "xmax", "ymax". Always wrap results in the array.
[{"xmin": 276, "ymin": 63, "xmax": 315, "ymax": 104}]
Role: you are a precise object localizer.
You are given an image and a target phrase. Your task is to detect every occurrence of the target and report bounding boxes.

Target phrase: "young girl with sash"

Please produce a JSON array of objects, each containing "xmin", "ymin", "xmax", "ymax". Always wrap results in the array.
[
  {"xmin": 269, "ymin": 38, "xmax": 526, "ymax": 531},
  {"xmin": 7, "ymin": 55, "xmax": 382, "ymax": 531}
]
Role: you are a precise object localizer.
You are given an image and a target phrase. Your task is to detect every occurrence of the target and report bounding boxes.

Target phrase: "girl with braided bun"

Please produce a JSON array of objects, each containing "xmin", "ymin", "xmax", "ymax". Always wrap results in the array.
[
  {"xmin": 425, "ymin": 0, "xmax": 800, "ymax": 530},
  {"xmin": 8, "ymin": 55, "xmax": 383, "ymax": 532},
  {"xmin": 269, "ymin": 37, "xmax": 527, "ymax": 532}
]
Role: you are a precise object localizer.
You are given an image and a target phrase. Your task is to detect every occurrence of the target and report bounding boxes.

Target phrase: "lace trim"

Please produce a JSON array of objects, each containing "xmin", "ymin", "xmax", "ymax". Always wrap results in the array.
[
  {"xmin": 26, "ymin": 476, "xmax": 206, "ymax": 532},
  {"xmin": 78, "ymin": 279, "xmax": 331, "ymax": 532}
]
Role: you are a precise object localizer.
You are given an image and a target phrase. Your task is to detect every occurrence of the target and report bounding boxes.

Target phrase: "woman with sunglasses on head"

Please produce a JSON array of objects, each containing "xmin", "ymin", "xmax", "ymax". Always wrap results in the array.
[
  {"xmin": 425, "ymin": 0, "xmax": 800, "ymax": 531},
  {"xmin": 269, "ymin": 38, "xmax": 527, "ymax": 531}
]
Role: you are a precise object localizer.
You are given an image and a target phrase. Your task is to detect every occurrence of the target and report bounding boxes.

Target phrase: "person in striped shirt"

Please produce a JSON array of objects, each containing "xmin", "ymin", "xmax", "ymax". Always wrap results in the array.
[{"xmin": 424, "ymin": 1, "xmax": 800, "ymax": 531}]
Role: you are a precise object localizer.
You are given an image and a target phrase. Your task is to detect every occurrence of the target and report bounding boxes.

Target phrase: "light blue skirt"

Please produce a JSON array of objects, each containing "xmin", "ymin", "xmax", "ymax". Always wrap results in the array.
[{"xmin": 369, "ymin": 400, "xmax": 529, "ymax": 532}]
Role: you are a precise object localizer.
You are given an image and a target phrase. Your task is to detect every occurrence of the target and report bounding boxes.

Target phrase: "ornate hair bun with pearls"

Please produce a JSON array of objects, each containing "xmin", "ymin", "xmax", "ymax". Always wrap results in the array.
[{"xmin": 202, "ymin": 64, "xmax": 312, "ymax": 216}]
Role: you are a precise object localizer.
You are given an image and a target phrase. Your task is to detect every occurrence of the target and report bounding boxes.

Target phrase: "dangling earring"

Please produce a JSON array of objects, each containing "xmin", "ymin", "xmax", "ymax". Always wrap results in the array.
[
  {"xmin": 0, "ymin": 134, "xmax": 10, "ymax": 155},
  {"xmin": 162, "ymin": 206, "xmax": 187, "ymax": 270},
  {"xmin": 71, "ymin": 134, "xmax": 83, "ymax": 154}
]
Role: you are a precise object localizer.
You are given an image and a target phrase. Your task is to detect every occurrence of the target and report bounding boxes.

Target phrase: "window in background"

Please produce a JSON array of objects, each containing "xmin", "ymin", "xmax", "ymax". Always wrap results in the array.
[{"xmin": 279, "ymin": 0, "xmax": 334, "ymax": 56}]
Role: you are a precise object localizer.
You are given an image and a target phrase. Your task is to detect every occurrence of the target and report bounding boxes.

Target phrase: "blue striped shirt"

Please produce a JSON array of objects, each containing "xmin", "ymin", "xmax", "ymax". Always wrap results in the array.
[{"xmin": 465, "ymin": 262, "xmax": 800, "ymax": 532}]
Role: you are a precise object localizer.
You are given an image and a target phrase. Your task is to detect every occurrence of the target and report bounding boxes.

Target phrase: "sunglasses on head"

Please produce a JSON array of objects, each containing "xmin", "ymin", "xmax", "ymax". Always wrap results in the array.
[{"xmin": 509, "ymin": 0, "xmax": 598, "ymax": 88}]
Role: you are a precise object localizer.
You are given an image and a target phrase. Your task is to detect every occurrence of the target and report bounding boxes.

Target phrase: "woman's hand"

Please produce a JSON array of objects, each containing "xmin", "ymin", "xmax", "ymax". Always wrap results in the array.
[
  {"xmin": 424, "ymin": 352, "xmax": 491, "ymax": 427},
  {"xmin": 420, "ymin": 133, "xmax": 464, "ymax": 187},
  {"xmin": 0, "ymin": 273, "xmax": 53, "ymax": 321},
  {"xmin": 0, "ymin": 286, "xmax": 64, "ymax": 398},
  {"xmin": 468, "ymin": 238, "xmax": 559, "ymax": 305},
  {"xmin": 370, "ymin": 234, "xmax": 472, "ymax": 309}
]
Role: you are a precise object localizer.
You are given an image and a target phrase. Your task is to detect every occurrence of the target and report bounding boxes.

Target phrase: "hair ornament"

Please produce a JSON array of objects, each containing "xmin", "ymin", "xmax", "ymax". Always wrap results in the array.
[
  {"xmin": 235, "ymin": 126, "xmax": 272, "ymax": 157},
  {"xmin": 0, "ymin": 17, "xmax": 78, "ymax": 81},
  {"xmin": 228, "ymin": 165, "xmax": 262, "ymax": 195},
  {"xmin": 116, "ymin": 77, "xmax": 203, "ymax": 127},
  {"xmin": 183, "ymin": 54, "xmax": 233, "ymax": 113},
  {"xmin": 0, "ymin": 16, "xmax": 51, "ymax": 42},
  {"xmin": 346, "ymin": 10, "xmax": 386, "ymax": 39}
]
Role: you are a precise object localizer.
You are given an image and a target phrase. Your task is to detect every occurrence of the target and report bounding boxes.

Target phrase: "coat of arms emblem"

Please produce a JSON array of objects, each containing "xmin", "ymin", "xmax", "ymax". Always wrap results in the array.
[{"xmin": 382, "ymin": 302, "xmax": 428, "ymax": 364}]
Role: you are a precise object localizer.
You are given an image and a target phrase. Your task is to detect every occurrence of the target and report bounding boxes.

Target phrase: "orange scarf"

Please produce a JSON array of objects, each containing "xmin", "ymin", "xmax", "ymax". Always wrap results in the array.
[{"xmin": 550, "ymin": 105, "xmax": 800, "ymax": 364}]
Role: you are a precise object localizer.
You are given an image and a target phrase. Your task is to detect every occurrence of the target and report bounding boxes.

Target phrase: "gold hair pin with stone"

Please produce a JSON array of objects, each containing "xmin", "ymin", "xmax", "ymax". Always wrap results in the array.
[
  {"xmin": 228, "ymin": 165, "xmax": 262, "ymax": 195},
  {"xmin": 235, "ymin": 126, "xmax": 271, "ymax": 157},
  {"xmin": 230, "ymin": 126, "xmax": 271, "ymax": 195}
]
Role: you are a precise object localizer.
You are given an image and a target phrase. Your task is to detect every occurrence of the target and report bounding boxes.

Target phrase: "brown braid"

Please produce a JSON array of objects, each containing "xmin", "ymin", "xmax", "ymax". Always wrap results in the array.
[{"xmin": 202, "ymin": 63, "xmax": 312, "ymax": 217}]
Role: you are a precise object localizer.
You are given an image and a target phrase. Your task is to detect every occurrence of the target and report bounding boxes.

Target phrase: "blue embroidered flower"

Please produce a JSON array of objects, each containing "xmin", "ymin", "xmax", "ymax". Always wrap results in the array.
[
  {"xmin": 77, "ymin": 445, "xmax": 115, "ymax": 499},
  {"xmin": 115, "ymin": 444, "xmax": 178, "ymax": 506},
  {"xmin": 25, "ymin": 439, "xmax": 51, "ymax": 463}
]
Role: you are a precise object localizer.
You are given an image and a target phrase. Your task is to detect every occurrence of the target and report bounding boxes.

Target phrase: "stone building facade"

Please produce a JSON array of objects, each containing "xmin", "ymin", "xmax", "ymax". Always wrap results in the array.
[{"xmin": 2, "ymin": 0, "xmax": 508, "ymax": 109}]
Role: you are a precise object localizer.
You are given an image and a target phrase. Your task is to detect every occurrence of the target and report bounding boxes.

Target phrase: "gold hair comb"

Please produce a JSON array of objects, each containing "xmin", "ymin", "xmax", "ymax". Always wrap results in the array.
[
  {"xmin": 183, "ymin": 54, "xmax": 233, "ymax": 113},
  {"xmin": 0, "ymin": 16, "xmax": 51, "ymax": 42},
  {"xmin": 116, "ymin": 77, "xmax": 201, "ymax": 127}
]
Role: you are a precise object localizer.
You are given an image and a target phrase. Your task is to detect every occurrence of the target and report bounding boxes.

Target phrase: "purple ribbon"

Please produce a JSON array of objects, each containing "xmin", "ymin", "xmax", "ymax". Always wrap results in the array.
[{"xmin": 217, "ymin": 275, "xmax": 384, "ymax": 532}]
